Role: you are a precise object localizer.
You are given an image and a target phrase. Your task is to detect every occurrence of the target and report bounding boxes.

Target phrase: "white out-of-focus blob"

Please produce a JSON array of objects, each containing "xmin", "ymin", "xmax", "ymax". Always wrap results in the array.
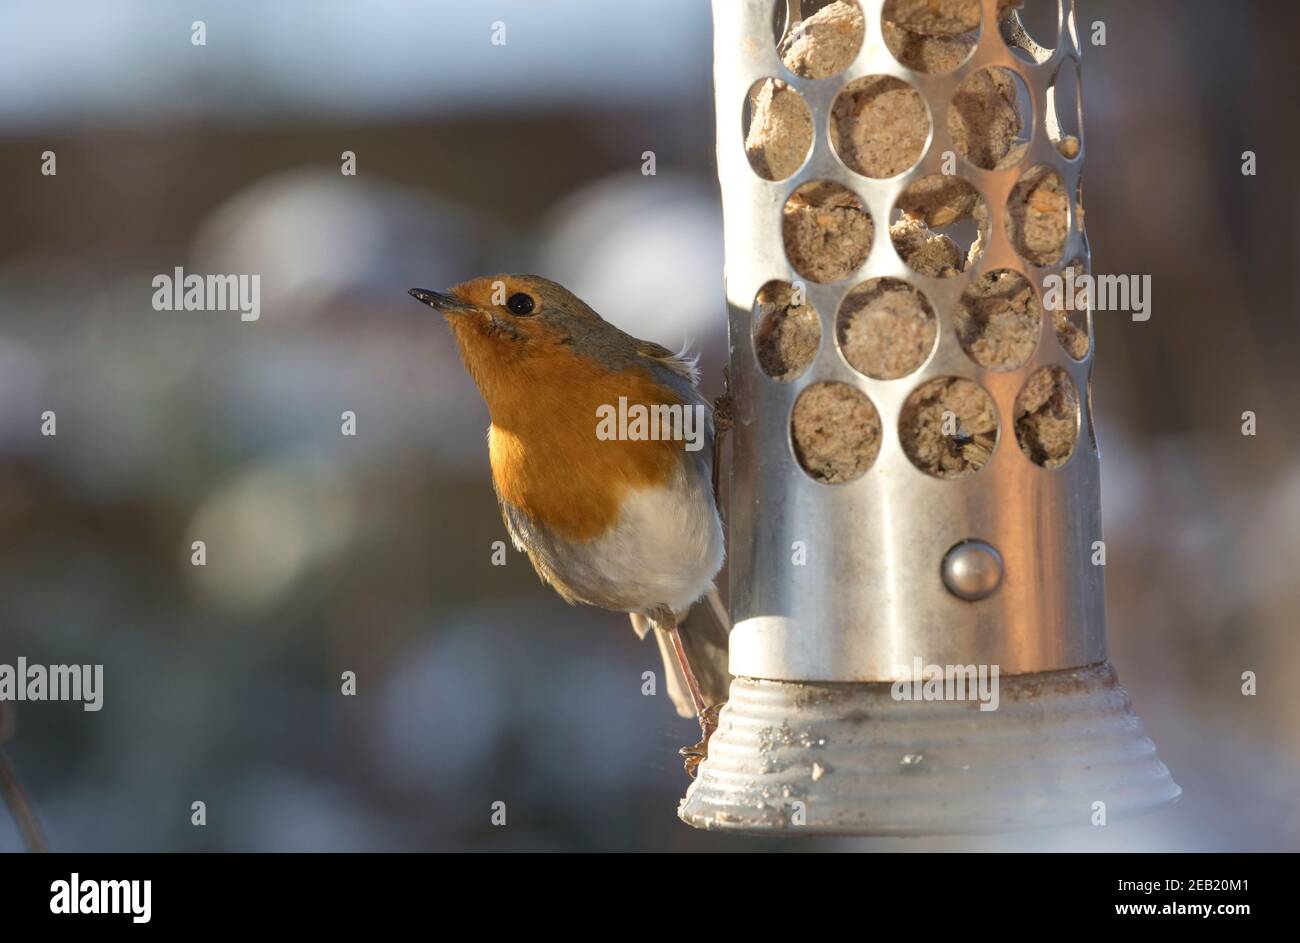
[
  {"xmin": 1242, "ymin": 452, "xmax": 1300, "ymax": 606},
  {"xmin": 533, "ymin": 171, "xmax": 725, "ymax": 355},
  {"xmin": 0, "ymin": 339, "xmax": 46, "ymax": 453},
  {"xmin": 189, "ymin": 169, "xmax": 485, "ymax": 323},
  {"xmin": 372, "ymin": 624, "xmax": 508, "ymax": 792},
  {"xmin": 370, "ymin": 603, "xmax": 667, "ymax": 796},
  {"xmin": 1098, "ymin": 424, "xmax": 1144, "ymax": 535},
  {"xmin": 232, "ymin": 769, "xmax": 405, "ymax": 852},
  {"xmin": 184, "ymin": 452, "xmax": 356, "ymax": 611}
]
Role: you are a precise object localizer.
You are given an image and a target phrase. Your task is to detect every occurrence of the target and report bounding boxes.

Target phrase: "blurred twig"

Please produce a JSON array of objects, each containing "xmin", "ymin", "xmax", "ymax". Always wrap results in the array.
[{"xmin": 0, "ymin": 702, "xmax": 47, "ymax": 852}]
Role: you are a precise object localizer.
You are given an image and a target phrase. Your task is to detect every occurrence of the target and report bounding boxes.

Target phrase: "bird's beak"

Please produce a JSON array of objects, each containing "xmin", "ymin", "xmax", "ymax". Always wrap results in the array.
[{"xmin": 408, "ymin": 287, "xmax": 474, "ymax": 313}]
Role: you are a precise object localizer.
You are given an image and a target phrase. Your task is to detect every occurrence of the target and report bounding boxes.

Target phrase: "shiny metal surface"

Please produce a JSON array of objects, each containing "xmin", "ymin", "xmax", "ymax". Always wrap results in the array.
[
  {"xmin": 717, "ymin": 0, "xmax": 1104, "ymax": 681},
  {"xmin": 941, "ymin": 539, "xmax": 1004, "ymax": 601},
  {"xmin": 687, "ymin": 0, "xmax": 1179, "ymax": 835},
  {"xmin": 679, "ymin": 663, "xmax": 1181, "ymax": 835}
]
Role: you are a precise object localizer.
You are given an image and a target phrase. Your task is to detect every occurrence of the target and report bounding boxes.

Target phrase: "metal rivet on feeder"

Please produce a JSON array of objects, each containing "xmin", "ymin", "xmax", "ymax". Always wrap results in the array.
[
  {"xmin": 681, "ymin": 0, "xmax": 1179, "ymax": 835},
  {"xmin": 941, "ymin": 539, "xmax": 1003, "ymax": 601}
]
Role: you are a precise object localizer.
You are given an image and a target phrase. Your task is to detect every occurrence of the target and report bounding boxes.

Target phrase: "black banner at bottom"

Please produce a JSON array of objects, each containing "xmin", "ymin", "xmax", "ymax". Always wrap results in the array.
[{"xmin": 0, "ymin": 851, "xmax": 1278, "ymax": 929}]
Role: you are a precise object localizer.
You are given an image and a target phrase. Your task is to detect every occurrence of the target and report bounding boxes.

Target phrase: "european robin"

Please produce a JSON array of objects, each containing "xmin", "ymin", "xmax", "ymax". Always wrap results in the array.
[{"xmin": 409, "ymin": 275, "xmax": 731, "ymax": 775}]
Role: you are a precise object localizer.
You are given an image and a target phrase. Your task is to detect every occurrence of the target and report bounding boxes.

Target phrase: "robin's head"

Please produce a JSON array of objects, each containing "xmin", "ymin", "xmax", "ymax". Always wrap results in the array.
[{"xmin": 410, "ymin": 274, "xmax": 637, "ymax": 403}]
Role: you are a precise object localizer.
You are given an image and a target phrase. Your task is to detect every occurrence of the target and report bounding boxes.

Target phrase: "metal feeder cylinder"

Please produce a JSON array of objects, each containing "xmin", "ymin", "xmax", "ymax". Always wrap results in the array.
[{"xmin": 680, "ymin": 0, "xmax": 1179, "ymax": 834}]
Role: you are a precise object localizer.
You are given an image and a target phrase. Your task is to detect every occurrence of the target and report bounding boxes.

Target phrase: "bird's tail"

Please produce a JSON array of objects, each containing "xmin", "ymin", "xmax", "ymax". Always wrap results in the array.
[{"xmin": 630, "ymin": 586, "xmax": 731, "ymax": 719}]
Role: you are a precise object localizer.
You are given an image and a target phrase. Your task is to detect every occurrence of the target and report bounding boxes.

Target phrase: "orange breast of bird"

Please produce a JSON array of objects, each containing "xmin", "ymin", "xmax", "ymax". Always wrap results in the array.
[{"xmin": 486, "ymin": 349, "xmax": 683, "ymax": 542}]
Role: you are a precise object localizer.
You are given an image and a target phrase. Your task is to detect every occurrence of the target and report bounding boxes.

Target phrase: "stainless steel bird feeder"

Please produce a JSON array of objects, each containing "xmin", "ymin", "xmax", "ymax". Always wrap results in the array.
[{"xmin": 680, "ymin": 0, "xmax": 1179, "ymax": 834}]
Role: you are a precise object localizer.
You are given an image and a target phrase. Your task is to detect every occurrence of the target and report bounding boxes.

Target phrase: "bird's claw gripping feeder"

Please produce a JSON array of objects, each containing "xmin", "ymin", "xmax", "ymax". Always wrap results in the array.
[{"xmin": 680, "ymin": 0, "xmax": 1179, "ymax": 834}]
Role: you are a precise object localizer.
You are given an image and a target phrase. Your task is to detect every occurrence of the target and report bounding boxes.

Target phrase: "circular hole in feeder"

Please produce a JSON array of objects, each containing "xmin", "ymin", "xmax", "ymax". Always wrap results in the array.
[
  {"xmin": 830, "ymin": 75, "xmax": 930, "ymax": 179},
  {"xmin": 782, "ymin": 180, "xmax": 873, "ymax": 283},
  {"xmin": 754, "ymin": 280, "xmax": 821, "ymax": 381},
  {"xmin": 1049, "ymin": 257, "xmax": 1090, "ymax": 360},
  {"xmin": 955, "ymin": 268, "xmax": 1042, "ymax": 371},
  {"xmin": 881, "ymin": 0, "xmax": 979, "ymax": 74},
  {"xmin": 837, "ymin": 277, "xmax": 937, "ymax": 379},
  {"xmin": 890, "ymin": 174, "xmax": 988, "ymax": 278},
  {"xmin": 947, "ymin": 66, "xmax": 1031, "ymax": 171},
  {"xmin": 899, "ymin": 376, "xmax": 998, "ymax": 479},
  {"xmin": 791, "ymin": 381, "xmax": 881, "ymax": 483},
  {"xmin": 1046, "ymin": 57, "xmax": 1082, "ymax": 159},
  {"xmin": 1006, "ymin": 164, "xmax": 1069, "ymax": 266},
  {"xmin": 743, "ymin": 78, "xmax": 814, "ymax": 181},
  {"xmin": 1003, "ymin": 0, "xmax": 1059, "ymax": 63},
  {"xmin": 1014, "ymin": 365, "xmax": 1079, "ymax": 468},
  {"xmin": 880, "ymin": 0, "xmax": 998, "ymax": 36},
  {"xmin": 774, "ymin": 0, "xmax": 865, "ymax": 80}
]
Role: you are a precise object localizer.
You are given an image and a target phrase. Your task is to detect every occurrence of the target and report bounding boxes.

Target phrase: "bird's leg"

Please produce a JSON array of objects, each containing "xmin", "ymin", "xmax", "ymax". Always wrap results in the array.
[
  {"xmin": 680, "ymin": 700, "xmax": 723, "ymax": 781},
  {"xmin": 668, "ymin": 369, "xmax": 731, "ymax": 779},
  {"xmin": 661, "ymin": 613, "xmax": 722, "ymax": 779}
]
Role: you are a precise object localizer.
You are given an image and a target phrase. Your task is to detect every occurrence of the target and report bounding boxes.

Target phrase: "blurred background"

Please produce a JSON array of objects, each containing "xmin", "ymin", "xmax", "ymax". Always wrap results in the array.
[{"xmin": 0, "ymin": 0, "xmax": 1296, "ymax": 851}]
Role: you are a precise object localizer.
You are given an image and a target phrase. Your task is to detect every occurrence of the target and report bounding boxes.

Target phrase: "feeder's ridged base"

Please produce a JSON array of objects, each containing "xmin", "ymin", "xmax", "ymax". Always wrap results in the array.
[{"xmin": 679, "ymin": 662, "xmax": 1180, "ymax": 836}]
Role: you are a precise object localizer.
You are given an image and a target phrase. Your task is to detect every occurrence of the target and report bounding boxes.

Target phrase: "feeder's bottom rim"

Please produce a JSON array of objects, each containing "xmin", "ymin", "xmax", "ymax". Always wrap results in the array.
[
  {"xmin": 678, "ymin": 661, "xmax": 1181, "ymax": 837},
  {"xmin": 677, "ymin": 790, "xmax": 1183, "ymax": 839}
]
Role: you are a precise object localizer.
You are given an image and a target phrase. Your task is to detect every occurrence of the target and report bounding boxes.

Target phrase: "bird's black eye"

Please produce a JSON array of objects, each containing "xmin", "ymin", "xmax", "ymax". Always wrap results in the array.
[{"xmin": 506, "ymin": 292, "xmax": 535, "ymax": 316}]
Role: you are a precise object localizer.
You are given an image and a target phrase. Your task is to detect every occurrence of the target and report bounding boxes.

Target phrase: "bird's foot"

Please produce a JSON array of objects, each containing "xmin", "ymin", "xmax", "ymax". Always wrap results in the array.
[
  {"xmin": 713, "ymin": 381, "xmax": 734, "ymax": 436},
  {"xmin": 679, "ymin": 702, "xmax": 723, "ymax": 779}
]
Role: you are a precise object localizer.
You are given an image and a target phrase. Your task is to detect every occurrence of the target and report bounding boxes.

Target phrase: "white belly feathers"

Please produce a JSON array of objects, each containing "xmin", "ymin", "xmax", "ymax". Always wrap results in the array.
[{"xmin": 501, "ymin": 459, "xmax": 724, "ymax": 616}]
